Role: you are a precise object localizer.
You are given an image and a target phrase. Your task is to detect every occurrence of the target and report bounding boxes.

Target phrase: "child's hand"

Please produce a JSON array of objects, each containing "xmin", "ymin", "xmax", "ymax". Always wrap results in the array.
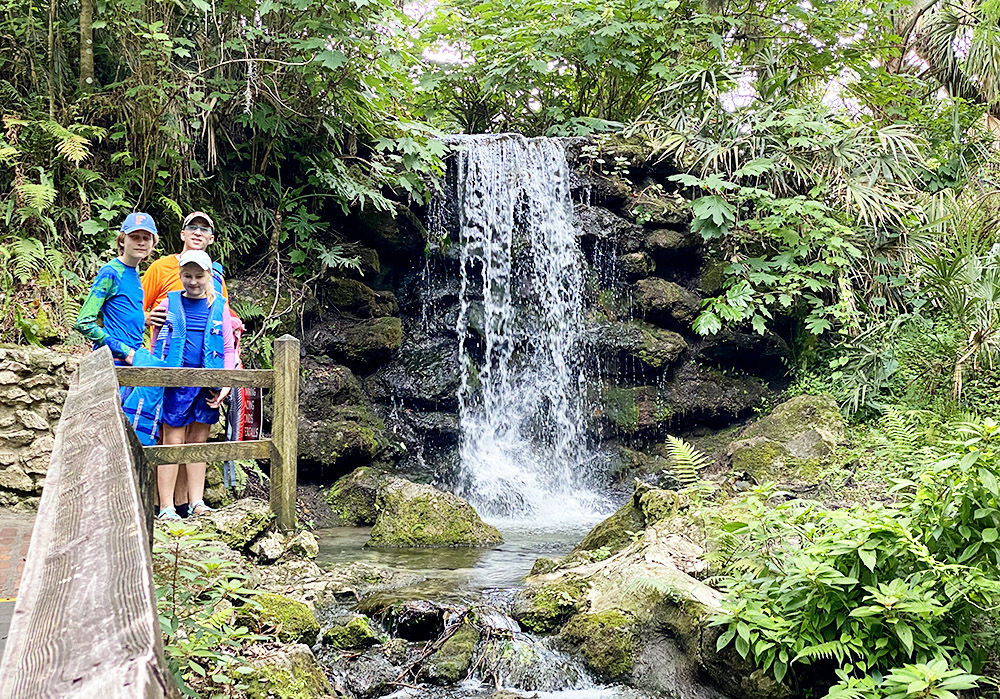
[
  {"xmin": 205, "ymin": 387, "xmax": 230, "ymax": 408},
  {"xmin": 146, "ymin": 306, "xmax": 167, "ymax": 327}
]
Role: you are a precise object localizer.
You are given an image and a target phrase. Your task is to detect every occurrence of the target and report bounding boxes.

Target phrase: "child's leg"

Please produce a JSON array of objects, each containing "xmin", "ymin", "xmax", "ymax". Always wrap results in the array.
[
  {"xmin": 175, "ymin": 466, "xmax": 190, "ymax": 515},
  {"xmin": 185, "ymin": 421, "xmax": 212, "ymax": 510},
  {"xmin": 158, "ymin": 424, "xmax": 188, "ymax": 510}
]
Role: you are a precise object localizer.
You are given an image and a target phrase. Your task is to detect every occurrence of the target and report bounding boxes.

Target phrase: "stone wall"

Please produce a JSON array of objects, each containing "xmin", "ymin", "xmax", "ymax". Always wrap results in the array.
[{"xmin": 0, "ymin": 346, "xmax": 79, "ymax": 509}]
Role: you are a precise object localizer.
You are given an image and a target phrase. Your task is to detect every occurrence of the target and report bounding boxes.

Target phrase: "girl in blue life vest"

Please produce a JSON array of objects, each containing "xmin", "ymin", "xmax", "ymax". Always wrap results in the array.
[{"xmin": 149, "ymin": 249, "xmax": 236, "ymax": 521}]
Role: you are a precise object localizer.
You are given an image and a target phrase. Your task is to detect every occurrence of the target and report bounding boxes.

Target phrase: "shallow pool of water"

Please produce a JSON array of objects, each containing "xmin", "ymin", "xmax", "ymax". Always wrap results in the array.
[{"xmin": 314, "ymin": 521, "xmax": 598, "ymax": 603}]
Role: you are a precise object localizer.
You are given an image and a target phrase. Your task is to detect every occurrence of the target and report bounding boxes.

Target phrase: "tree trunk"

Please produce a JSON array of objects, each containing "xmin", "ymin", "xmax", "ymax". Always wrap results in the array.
[{"xmin": 79, "ymin": 0, "xmax": 95, "ymax": 91}]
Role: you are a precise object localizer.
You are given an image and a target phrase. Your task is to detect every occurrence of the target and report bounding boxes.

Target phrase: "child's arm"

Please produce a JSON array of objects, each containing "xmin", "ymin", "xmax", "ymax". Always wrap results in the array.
[
  {"xmin": 75, "ymin": 266, "xmax": 135, "ymax": 362},
  {"xmin": 148, "ymin": 300, "xmax": 168, "ymax": 353},
  {"xmin": 221, "ymin": 305, "xmax": 237, "ymax": 370}
]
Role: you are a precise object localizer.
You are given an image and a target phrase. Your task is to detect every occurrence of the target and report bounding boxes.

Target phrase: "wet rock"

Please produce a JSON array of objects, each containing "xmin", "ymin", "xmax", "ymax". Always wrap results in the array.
[
  {"xmin": 695, "ymin": 327, "xmax": 788, "ymax": 379},
  {"xmin": 201, "ymin": 498, "xmax": 273, "ymax": 550},
  {"xmin": 306, "ymin": 316, "xmax": 403, "ymax": 370},
  {"xmin": 326, "ymin": 467, "xmax": 383, "ymax": 526},
  {"xmin": 574, "ymin": 482, "xmax": 690, "ymax": 558},
  {"xmin": 365, "ymin": 338, "xmax": 460, "ymax": 411},
  {"xmin": 424, "ymin": 622, "xmax": 480, "ymax": 684},
  {"xmin": 244, "ymin": 643, "xmax": 332, "ymax": 699},
  {"xmin": 656, "ymin": 364, "xmax": 768, "ymax": 427},
  {"xmin": 586, "ymin": 320, "xmax": 687, "ymax": 377},
  {"xmin": 559, "ymin": 609, "xmax": 638, "ymax": 679},
  {"xmin": 237, "ymin": 592, "xmax": 321, "ymax": 645},
  {"xmin": 574, "ymin": 205, "xmax": 643, "ymax": 252},
  {"xmin": 319, "ymin": 639, "xmax": 407, "ymax": 699},
  {"xmin": 727, "ymin": 394, "xmax": 845, "ymax": 490},
  {"xmin": 635, "ymin": 278, "xmax": 701, "ymax": 331},
  {"xmin": 526, "ymin": 522, "xmax": 791, "ymax": 698},
  {"xmin": 355, "ymin": 203, "xmax": 427, "ymax": 262},
  {"xmin": 625, "ymin": 190, "xmax": 692, "ymax": 228},
  {"xmin": 366, "ymin": 477, "xmax": 502, "ymax": 548},
  {"xmin": 359, "ymin": 599, "xmax": 449, "ymax": 641},
  {"xmin": 618, "ymin": 251, "xmax": 655, "ymax": 281},
  {"xmin": 512, "ymin": 575, "xmax": 590, "ymax": 633},
  {"xmin": 322, "ymin": 614, "xmax": 384, "ymax": 649},
  {"xmin": 698, "ymin": 258, "xmax": 727, "ymax": 296},
  {"xmin": 298, "ymin": 406, "xmax": 389, "ymax": 474},
  {"xmin": 643, "ymin": 227, "xmax": 699, "ymax": 256},
  {"xmin": 300, "ymin": 358, "xmax": 367, "ymax": 416},
  {"xmin": 258, "ymin": 560, "xmax": 424, "ymax": 608},
  {"xmin": 320, "ymin": 277, "xmax": 399, "ymax": 318},
  {"xmin": 615, "ymin": 447, "xmax": 678, "ymax": 486},
  {"xmin": 286, "ymin": 530, "xmax": 319, "ymax": 559}
]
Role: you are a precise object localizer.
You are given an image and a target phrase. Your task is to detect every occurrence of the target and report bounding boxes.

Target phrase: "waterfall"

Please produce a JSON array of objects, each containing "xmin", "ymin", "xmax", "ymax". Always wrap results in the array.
[{"xmin": 442, "ymin": 134, "xmax": 608, "ymax": 526}]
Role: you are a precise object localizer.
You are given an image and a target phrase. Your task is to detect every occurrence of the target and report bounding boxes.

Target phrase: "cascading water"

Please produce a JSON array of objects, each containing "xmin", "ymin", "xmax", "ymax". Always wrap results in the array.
[{"xmin": 441, "ymin": 134, "xmax": 610, "ymax": 526}]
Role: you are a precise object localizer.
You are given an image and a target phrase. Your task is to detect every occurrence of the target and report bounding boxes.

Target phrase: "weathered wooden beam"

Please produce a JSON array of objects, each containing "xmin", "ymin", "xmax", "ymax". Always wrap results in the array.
[
  {"xmin": 143, "ymin": 439, "xmax": 273, "ymax": 466},
  {"xmin": 0, "ymin": 346, "xmax": 177, "ymax": 698},
  {"xmin": 116, "ymin": 367, "xmax": 273, "ymax": 388},
  {"xmin": 270, "ymin": 335, "xmax": 300, "ymax": 531}
]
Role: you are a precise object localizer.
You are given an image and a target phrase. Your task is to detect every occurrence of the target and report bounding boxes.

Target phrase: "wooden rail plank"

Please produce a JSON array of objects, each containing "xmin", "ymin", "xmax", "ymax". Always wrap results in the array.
[
  {"xmin": 270, "ymin": 335, "xmax": 300, "ymax": 530},
  {"xmin": 143, "ymin": 439, "xmax": 273, "ymax": 466},
  {"xmin": 116, "ymin": 367, "xmax": 273, "ymax": 388},
  {"xmin": 0, "ymin": 346, "xmax": 177, "ymax": 698}
]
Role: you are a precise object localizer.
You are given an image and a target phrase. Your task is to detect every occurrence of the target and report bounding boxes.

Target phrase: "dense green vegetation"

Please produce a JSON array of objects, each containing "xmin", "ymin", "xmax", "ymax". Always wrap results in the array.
[{"xmin": 9, "ymin": 0, "xmax": 1000, "ymax": 694}]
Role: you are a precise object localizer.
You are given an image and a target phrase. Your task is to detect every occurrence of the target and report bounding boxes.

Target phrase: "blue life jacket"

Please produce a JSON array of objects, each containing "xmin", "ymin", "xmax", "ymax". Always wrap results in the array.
[
  {"xmin": 153, "ymin": 290, "xmax": 227, "ymax": 369},
  {"xmin": 212, "ymin": 262, "xmax": 225, "ymax": 297},
  {"xmin": 120, "ymin": 349, "xmax": 169, "ymax": 446}
]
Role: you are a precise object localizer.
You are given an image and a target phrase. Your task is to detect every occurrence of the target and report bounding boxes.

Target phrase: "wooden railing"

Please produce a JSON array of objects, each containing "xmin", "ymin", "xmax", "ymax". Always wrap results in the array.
[
  {"xmin": 116, "ymin": 333, "xmax": 301, "ymax": 530},
  {"xmin": 0, "ymin": 334, "xmax": 300, "ymax": 697}
]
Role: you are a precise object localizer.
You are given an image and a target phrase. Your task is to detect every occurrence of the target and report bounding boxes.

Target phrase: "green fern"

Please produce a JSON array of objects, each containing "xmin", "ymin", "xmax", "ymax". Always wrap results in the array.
[
  {"xmin": 38, "ymin": 120, "xmax": 92, "ymax": 165},
  {"xmin": 793, "ymin": 639, "xmax": 852, "ymax": 664},
  {"xmin": 231, "ymin": 300, "xmax": 265, "ymax": 321},
  {"xmin": 158, "ymin": 195, "xmax": 182, "ymax": 221},
  {"xmin": 664, "ymin": 435, "xmax": 710, "ymax": 486},
  {"xmin": 8, "ymin": 236, "xmax": 46, "ymax": 284}
]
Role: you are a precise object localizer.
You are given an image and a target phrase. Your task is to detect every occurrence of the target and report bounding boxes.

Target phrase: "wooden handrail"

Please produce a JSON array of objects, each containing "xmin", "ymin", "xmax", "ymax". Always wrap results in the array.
[
  {"xmin": 117, "ymin": 367, "xmax": 274, "ymax": 388},
  {"xmin": 0, "ymin": 346, "xmax": 176, "ymax": 698}
]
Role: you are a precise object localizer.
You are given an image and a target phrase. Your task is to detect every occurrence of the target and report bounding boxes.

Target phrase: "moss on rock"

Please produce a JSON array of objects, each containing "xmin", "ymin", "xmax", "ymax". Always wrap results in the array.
[
  {"xmin": 298, "ymin": 406, "xmax": 386, "ymax": 471},
  {"xmin": 202, "ymin": 498, "xmax": 274, "ymax": 550},
  {"xmin": 323, "ymin": 615, "xmax": 383, "ymax": 649},
  {"xmin": 238, "ymin": 593, "xmax": 320, "ymax": 645},
  {"xmin": 635, "ymin": 278, "xmax": 700, "ymax": 329},
  {"xmin": 326, "ymin": 467, "xmax": 383, "ymax": 526},
  {"xmin": 307, "ymin": 316, "xmax": 403, "ymax": 369},
  {"xmin": 575, "ymin": 499, "xmax": 645, "ymax": 554},
  {"xmin": 559, "ymin": 610, "xmax": 637, "ymax": 679},
  {"xmin": 321, "ymin": 277, "xmax": 398, "ymax": 318},
  {"xmin": 513, "ymin": 576, "xmax": 590, "ymax": 633},
  {"xmin": 366, "ymin": 477, "xmax": 502, "ymax": 548},
  {"xmin": 244, "ymin": 644, "xmax": 332, "ymax": 699},
  {"xmin": 619, "ymin": 252, "xmax": 656, "ymax": 281},
  {"xmin": 424, "ymin": 623, "xmax": 480, "ymax": 684}
]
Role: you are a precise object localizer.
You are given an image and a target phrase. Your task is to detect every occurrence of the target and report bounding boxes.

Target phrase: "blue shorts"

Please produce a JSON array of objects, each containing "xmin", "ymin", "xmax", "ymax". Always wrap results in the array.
[{"xmin": 162, "ymin": 386, "xmax": 220, "ymax": 428}]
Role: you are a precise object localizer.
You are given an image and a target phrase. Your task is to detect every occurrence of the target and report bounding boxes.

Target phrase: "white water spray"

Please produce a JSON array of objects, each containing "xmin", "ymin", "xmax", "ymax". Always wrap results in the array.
[{"xmin": 445, "ymin": 135, "xmax": 609, "ymax": 526}]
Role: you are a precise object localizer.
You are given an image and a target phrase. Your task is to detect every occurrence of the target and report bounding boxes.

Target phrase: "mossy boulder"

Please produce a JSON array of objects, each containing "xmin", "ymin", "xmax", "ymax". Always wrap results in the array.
[
  {"xmin": 356, "ymin": 203, "xmax": 427, "ymax": 261},
  {"xmin": 642, "ymin": 228, "xmax": 699, "ymax": 260},
  {"xmin": 306, "ymin": 316, "xmax": 402, "ymax": 369},
  {"xmin": 574, "ymin": 205, "xmax": 643, "ymax": 251},
  {"xmin": 298, "ymin": 406, "xmax": 387, "ymax": 472},
  {"xmin": 365, "ymin": 338, "xmax": 460, "ymax": 411},
  {"xmin": 588, "ymin": 321, "xmax": 687, "ymax": 378},
  {"xmin": 320, "ymin": 277, "xmax": 398, "ymax": 318},
  {"xmin": 512, "ymin": 576, "xmax": 590, "ymax": 633},
  {"xmin": 299, "ymin": 358, "xmax": 366, "ymax": 418},
  {"xmin": 201, "ymin": 498, "xmax": 274, "ymax": 549},
  {"xmin": 597, "ymin": 385, "xmax": 668, "ymax": 435},
  {"xmin": 559, "ymin": 610, "xmax": 638, "ymax": 679},
  {"xmin": 635, "ymin": 278, "xmax": 701, "ymax": 330},
  {"xmin": 366, "ymin": 477, "xmax": 502, "ymax": 548},
  {"xmin": 244, "ymin": 644, "xmax": 332, "ymax": 699},
  {"xmin": 424, "ymin": 622, "xmax": 480, "ymax": 684},
  {"xmin": 615, "ymin": 448, "xmax": 679, "ymax": 488},
  {"xmin": 203, "ymin": 461, "xmax": 234, "ymax": 509},
  {"xmin": 625, "ymin": 191, "xmax": 692, "ymax": 227},
  {"xmin": 574, "ymin": 481, "xmax": 687, "ymax": 558},
  {"xmin": 727, "ymin": 394, "xmax": 846, "ymax": 489},
  {"xmin": 326, "ymin": 467, "xmax": 383, "ymax": 526},
  {"xmin": 238, "ymin": 593, "xmax": 321, "ymax": 645},
  {"xmin": 323, "ymin": 614, "xmax": 383, "ymax": 649},
  {"xmin": 619, "ymin": 252, "xmax": 655, "ymax": 281}
]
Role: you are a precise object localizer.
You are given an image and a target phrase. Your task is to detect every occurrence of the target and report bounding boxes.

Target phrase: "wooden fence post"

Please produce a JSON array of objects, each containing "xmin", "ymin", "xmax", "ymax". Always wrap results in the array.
[{"xmin": 270, "ymin": 334, "xmax": 300, "ymax": 530}]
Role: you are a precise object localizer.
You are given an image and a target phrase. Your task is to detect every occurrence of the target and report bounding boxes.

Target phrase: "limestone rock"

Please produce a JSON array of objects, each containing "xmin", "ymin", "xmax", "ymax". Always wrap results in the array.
[
  {"xmin": 727, "ymin": 394, "xmax": 845, "ymax": 490},
  {"xmin": 320, "ymin": 277, "xmax": 398, "ymax": 318},
  {"xmin": 251, "ymin": 532, "xmax": 287, "ymax": 563},
  {"xmin": 643, "ymin": 227, "xmax": 699, "ymax": 257},
  {"xmin": 559, "ymin": 609, "xmax": 638, "ymax": 679},
  {"xmin": 618, "ymin": 251, "xmax": 656, "ymax": 281},
  {"xmin": 244, "ymin": 643, "xmax": 332, "ymax": 699},
  {"xmin": 512, "ymin": 576, "xmax": 589, "ymax": 633},
  {"xmin": 358, "ymin": 598, "xmax": 451, "ymax": 641},
  {"xmin": 635, "ymin": 278, "xmax": 701, "ymax": 330},
  {"xmin": 326, "ymin": 467, "xmax": 383, "ymax": 526},
  {"xmin": 300, "ymin": 358, "xmax": 367, "ymax": 418},
  {"xmin": 365, "ymin": 338, "xmax": 460, "ymax": 411},
  {"xmin": 238, "ymin": 592, "xmax": 320, "ymax": 645},
  {"xmin": 587, "ymin": 320, "xmax": 687, "ymax": 377},
  {"xmin": 307, "ymin": 316, "xmax": 403, "ymax": 369},
  {"xmin": 625, "ymin": 192, "xmax": 692, "ymax": 227},
  {"xmin": 286, "ymin": 530, "xmax": 319, "ymax": 559},
  {"xmin": 322, "ymin": 614, "xmax": 383, "ymax": 649},
  {"xmin": 574, "ymin": 482, "xmax": 690, "ymax": 558},
  {"xmin": 355, "ymin": 203, "xmax": 427, "ymax": 262},
  {"xmin": 298, "ymin": 406, "xmax": 386, "ymax": 471},
  {"xmin": 424, "ymin": 622, "xmax": 480, "ymax": 684},
  {"xmin": 201, "ymin": 498, "xmax": 274, "ymax": 549},
  {"xmin": 366, "ymin": 477, "xmax": 503, "ymax": 548},
  {"xmin": 0, "ymin": 465, "xmax": 34, "ymax": 492},
  {"xmin": 574, "ymin": 205, "xmax": 643, "ymax": 251},
  {"xmin": 257, "ymin": 559, "xmax": 424, "ymax": 609},
  {"xmin": 16, "ymin": 409, "xmax": 49, "ymax": 431}
]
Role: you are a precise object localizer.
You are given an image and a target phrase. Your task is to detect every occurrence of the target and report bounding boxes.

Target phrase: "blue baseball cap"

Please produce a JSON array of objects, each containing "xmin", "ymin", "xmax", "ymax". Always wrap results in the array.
[{"xmin": 121, "ymin": 212, "xmax": 158, "ymax": 235}]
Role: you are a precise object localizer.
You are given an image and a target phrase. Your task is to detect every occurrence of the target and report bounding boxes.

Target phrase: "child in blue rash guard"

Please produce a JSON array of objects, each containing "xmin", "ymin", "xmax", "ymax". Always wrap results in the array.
[
  {"xmin": 149, "ymin": 249, "xmax": 236, "ymax": 521},
  {"xmin": 75, "ymin": 212, "xmax": 159, "ymax": 366}
]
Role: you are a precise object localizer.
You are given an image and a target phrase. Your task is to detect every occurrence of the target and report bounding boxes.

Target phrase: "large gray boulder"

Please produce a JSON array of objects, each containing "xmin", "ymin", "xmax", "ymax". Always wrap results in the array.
[
  {"xmin": 574, "ymin": 205, "xmax": 643, "ymax": 251},
  {"xmin": 727, "ymin": 394, "xmax": 846, "ymax": 491},
  {"xmin": 326, "ymin": 466, "xmax": 383, "ymax": 526},
  {"xmin": 367, "ymin": 477, "xmax": 502, "ymax": 548},
  {"xmin": 586, "ymin": 320, "xmax": 688, "ymax": 377},
  {"xmin": 635, "ymin": 278, "xmax": 701, "ymax": 330},
  {"xmin": 365, "ymin": 338, "xmax": 460, "ymax": 411},
  {"xmin": 201, "ymin": 498, "xmax": 274, "ymax": 549},
  {"xmin": 306, "ymin": 316, "xmax": 403, "ymax": 369}
]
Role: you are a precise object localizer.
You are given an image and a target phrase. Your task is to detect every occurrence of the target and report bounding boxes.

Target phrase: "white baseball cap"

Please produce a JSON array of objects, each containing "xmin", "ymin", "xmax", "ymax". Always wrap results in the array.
[{"xmin": 178, "ymin": 249, "xmax": 213, "ymax": 271}]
